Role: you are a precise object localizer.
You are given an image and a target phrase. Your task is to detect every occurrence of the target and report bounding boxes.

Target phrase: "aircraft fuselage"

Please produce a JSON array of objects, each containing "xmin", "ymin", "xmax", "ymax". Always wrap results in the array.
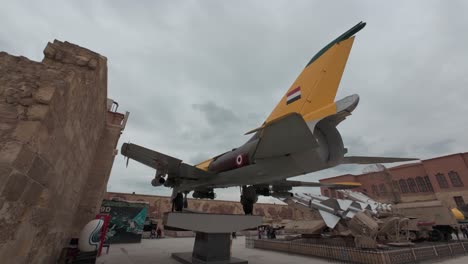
[{"xmin": 178, "ymin": 113, "xmax": 345, "ymax": 191}]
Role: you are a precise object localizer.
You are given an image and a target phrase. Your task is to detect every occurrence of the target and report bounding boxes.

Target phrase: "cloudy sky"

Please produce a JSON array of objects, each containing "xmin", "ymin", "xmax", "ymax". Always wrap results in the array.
[{"xmin": 2, "ymin": 1, "xmax": 467, "ymax": 203}]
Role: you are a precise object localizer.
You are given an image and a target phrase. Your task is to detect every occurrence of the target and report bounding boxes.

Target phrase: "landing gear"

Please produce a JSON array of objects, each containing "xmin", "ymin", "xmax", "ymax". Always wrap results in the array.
[
  {"xmin": 173, "ymin": 193, "xmax": 184, "ymax": 212},
  {"xmin": 408, "ymin": 231, "xmax": 418, "ymax": 242},
  {"xmin": 240, "ymin": 186, "xmax": 258, "ymax": 215},
  {"xmin": 171, "ymin": 191, "xmax": 190, "ymax": 212},
  {"xmin": 241, "ymin": 198, "xmax": 254, "ymax": 215},
  {"xmin": 183, "ymin": 192, "xmax": 189, "ymax": 209},
  {"xmin": 430, "ymin": 229, "xmax": 443, "ymax": 242}
]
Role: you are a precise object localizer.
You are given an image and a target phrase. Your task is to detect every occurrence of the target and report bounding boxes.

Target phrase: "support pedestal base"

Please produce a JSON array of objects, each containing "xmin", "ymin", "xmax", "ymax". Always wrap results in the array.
[
  {"xmin": 172, "ymin": 252, "xmax": 247, "ymax": 264},
  {"xmin": 164, "ymin": 213, "xmax": 261, "ymax": 264}
]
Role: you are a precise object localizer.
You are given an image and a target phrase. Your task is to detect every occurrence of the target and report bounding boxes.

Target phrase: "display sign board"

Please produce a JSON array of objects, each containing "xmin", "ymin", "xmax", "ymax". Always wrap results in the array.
[{"xmin": 100, "ymin": 199, "xmax": 149, "ymax": 244}]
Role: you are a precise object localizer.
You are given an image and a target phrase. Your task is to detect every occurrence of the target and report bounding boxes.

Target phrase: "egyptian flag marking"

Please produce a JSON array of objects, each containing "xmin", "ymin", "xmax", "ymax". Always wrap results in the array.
[{"xmin": 286, "ymin": 86, "xmax": 301, "ymax": 105}]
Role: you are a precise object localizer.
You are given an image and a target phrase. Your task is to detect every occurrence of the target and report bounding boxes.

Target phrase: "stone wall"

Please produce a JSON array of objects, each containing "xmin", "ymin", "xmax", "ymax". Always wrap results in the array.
[
  {"xmin": 72, "ymin": 111, "xmax": 126, "ymax": 235},
  {"xmin": 105, "ymin": 192, "xmax": 315, "ymax": 223},
  {"xmin": 0, "ymin": 41, "xmax": 125, "ymax": 263}
]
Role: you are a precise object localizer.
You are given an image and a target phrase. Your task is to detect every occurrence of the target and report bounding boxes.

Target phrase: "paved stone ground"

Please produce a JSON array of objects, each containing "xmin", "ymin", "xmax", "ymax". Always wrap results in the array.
[
  {"xmin": 97, "ymin": 237, "xmax": 468, "ymax": 264},
  {"xmin": 97, "ymin": 237, "xmax": 332, "ymax": 264}
]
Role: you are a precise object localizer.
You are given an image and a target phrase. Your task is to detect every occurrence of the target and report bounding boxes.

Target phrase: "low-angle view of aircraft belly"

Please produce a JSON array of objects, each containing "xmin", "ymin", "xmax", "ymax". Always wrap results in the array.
[{"xmin": 121, "ymin": 21, "xmax": 416, "ymax": 215}]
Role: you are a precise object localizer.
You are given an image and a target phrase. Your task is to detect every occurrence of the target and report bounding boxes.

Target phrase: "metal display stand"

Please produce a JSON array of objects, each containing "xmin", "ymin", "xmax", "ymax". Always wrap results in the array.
[{"xmin": 163, "ymin": 212, "xmax": 262, "ymax": 264}]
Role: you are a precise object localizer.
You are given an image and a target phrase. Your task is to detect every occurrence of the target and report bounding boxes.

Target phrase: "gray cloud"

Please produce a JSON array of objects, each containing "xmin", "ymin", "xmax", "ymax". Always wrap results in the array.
[
  {"xmin": 418, "ymin": 139, "xmax": 457, "ymax": 157},
  {"xmin": 193, "ymin": 101, "xmax": 240, "ymax": 128},
  {"xmin": 2, "ymin": 0, "xmax": 468, "ymax": 202}
]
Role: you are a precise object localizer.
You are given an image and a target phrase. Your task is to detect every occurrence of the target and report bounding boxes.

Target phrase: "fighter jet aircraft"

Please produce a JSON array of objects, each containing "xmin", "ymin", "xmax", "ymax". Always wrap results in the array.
[{"xmin": 121, "ymin": 21, "xmax": 417, "ymax": 214}]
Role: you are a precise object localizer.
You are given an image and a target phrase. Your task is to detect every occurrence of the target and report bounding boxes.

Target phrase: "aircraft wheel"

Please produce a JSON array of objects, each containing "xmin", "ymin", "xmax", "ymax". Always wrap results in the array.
[
  {"xmin": 173, "ymin": 193, "xmax": 184, "ymax": 212},
  {"xmin": 408, "ymin": 231, "xmax": 418, "ymax": 241},
  {"xmin": 241, "ymin": 198, "xmax": 254, "ymax": 215},
  {"xmin": 241, "ymin": 186, "xmax": 257, "ymax": 215},
  {"xmin": 242, "ymin": 186, "xmax": 258, "ymax": 202},
  {"xmin": 430, "ymin": 229, "xmax": 442, "ymax": 242}
]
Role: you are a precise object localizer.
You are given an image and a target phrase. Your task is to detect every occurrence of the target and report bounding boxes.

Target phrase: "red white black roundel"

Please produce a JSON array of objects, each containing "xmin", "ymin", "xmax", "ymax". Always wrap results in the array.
[{"xmin": 236, "ymin": 155, "xmax": 243, "ymax": 166}]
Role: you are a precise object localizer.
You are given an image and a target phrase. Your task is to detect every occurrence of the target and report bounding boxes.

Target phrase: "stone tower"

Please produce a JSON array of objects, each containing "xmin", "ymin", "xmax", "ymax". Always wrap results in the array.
[{"xmin": 0, "ymin": 40, "xmax": 128, "ymax": 263}]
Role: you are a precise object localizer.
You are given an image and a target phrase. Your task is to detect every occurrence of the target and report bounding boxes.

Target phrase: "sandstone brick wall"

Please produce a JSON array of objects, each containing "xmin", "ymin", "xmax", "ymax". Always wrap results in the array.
[
  {"xmin": 0, "ymin": 41, "xmax": 124, "ymax": 263},
  {"xmin": 105, "ymin": 192, "xmax": 314, "ymax": 223},
  {"xmin": 72, "ymin": 112, "xmax": 125, "ymax": 235}
]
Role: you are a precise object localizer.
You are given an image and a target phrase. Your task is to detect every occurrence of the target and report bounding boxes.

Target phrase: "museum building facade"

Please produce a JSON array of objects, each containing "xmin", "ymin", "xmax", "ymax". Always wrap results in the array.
[{"xmin": 319, "ymin": 152, "xmax": 468, "ymax": 209}]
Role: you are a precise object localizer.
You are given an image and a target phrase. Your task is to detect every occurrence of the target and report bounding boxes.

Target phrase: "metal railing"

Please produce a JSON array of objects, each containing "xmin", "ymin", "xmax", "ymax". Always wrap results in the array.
[{"xmin": 245, "ymin": 237, "xmax": 468, "ymax": 264}]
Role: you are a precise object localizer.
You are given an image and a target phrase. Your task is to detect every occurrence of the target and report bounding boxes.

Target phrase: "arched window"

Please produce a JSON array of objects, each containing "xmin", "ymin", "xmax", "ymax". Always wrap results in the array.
[
  {"xmin": 435, "ymin": 173, "xmax": 449, "ymax": 188},
  {"xmin": 379, "ymin": 184, "xmax": 387, "ymax": 194},
  {"xmin": 399, "ymin": 179, "xmax": 409, "ymax": 193},
  {"xmin": 416, "ymin": 176, "xmax": 427, "ymax": 192},
  {"xmin": 448, "ymin": 171, "xmax": 464, "ymax": 187},
  {"xmin": 324, "ymin": 189, "xmax": 330, "ymax": 197},
  {"xmin": 407, "ymin": 178, "xmax": 418, "ymax": 193},
  {"xmin": 424, "ymin": 176, "xmax": 434, "ymax": 192},
  {"xmin": 372, "ymin": 184, "xmax": 379, "ymax": 196},
  {"xmin": 392, "ymin": 181, "xmax": 400, "ymax": 193}
]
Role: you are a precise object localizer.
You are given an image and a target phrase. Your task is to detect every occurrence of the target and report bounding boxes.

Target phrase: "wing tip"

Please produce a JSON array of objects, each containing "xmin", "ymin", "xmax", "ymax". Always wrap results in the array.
[{"xmin": 306, "ymin": 21, "xmax": 366, "ymax": 67}]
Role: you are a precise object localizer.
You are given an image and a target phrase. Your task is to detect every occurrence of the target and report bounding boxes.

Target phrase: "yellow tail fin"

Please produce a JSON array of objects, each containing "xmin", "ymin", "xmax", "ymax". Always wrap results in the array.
[{"xmin": 265, "ymin": 22, "xmax": 365, "ymax": 124}]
